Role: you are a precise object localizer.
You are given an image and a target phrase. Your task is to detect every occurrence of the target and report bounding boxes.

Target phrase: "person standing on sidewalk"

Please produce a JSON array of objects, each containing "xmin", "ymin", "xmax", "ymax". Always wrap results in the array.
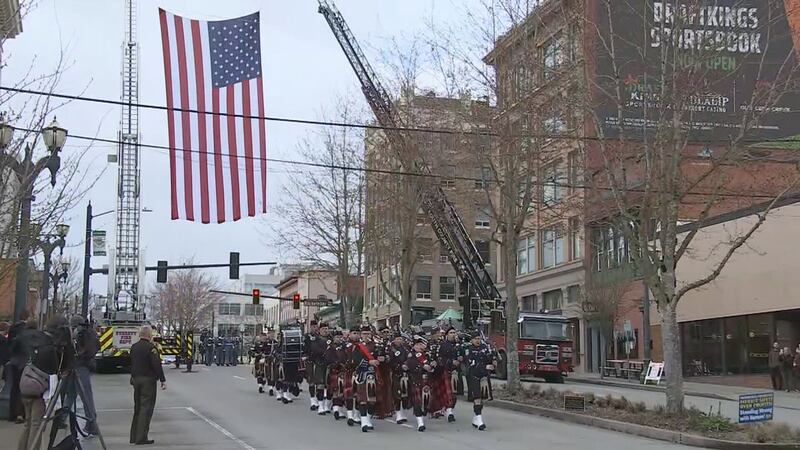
[
  {"xmin": 794, "ymin": 344, "xmax": 800, "ymax": 393},
  {"xmin": 129, "ymin": 326, "xmax": 166, "ymax": 446},
  {"xmin": 780, "ymin": 347, "xmax": 794, "ymax": 392},
  {"xmin": 68, "ymin": 316, "xmax": 100, "ymax": 434},
  {"xmin": 769, "ymin": 342, "xmax": 783, "ymax": 390}
]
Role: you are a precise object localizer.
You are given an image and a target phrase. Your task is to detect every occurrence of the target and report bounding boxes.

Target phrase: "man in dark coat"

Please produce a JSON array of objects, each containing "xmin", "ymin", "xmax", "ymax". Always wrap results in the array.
[{"xmin": 129, "ymin": 326, "xmax": 166, "ymax": 446}]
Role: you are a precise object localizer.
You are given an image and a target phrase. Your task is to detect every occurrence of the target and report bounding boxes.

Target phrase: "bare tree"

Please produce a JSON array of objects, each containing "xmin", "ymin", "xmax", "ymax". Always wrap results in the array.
[
  {"xmin": 269, "ymin": 97, "xmax": 366, "ymax": 327},
  {"xmin": 150, "ymin": 269, "xmax": 221, "ymax": 335},
  {"xmin": 580, "ymin": 275, "xmax": 630, "ymax": 378},
  {"xmin": 584, "ymin": 0, "xmax": 800, "ymax": 412}
]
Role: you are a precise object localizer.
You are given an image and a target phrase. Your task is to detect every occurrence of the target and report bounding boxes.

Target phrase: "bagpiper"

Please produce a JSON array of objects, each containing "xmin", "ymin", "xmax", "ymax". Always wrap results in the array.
[
  {"xmin": 386, "ymin": 329, "xmax": 411, "ymax": 425},
  {"xmin": 307, "ymin": 322, "xmax": 332, "ymax": 415},
  {"xmin": 404, "ymin": 335, "xmax": 435, "ymax": 432},
  {"xmin": 279, "ymin": 325, "xmax": 304, "ymax": 404},
  {"xmin": 343, "ymin": 326, "xmax": 361, "ymax": 427},
  {"xmin": 464, "ymin": 330, "xmax": 495, "ymax": 430},
  {"xmin": 438, "ymin": 326, "xmax": 462, "ymax": 422},
  {"xmin": 251, "ymin": 332, "xmax": 267, "ymax": 393},
  {"xmin": 324, "ymin": 330, "xmax": 347, "ymax": 420},
  {"xmin": 351, "ymin": 324, "xmax": 382, "ymax": 432},
  {"xmin": 263, "ymin": 328, "xmax": 280, "ymax": 397},
  {"xmin": 303, "ymin": 320, "xmax": 320, "ymax": 411}
]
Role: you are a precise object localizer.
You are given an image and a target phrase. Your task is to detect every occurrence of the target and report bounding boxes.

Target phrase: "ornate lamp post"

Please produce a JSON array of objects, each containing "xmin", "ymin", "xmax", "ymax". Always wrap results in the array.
[
  {"xmin": 37, "ymin": 223, "xmax": 69, "ymax": 324},
  {"xmin": 50, "ymin": 259, "xmax": 71, "ymax": 316},
  {"xmin": 0, "ymin": 117, "xmax": 68, "ymax": 322}
]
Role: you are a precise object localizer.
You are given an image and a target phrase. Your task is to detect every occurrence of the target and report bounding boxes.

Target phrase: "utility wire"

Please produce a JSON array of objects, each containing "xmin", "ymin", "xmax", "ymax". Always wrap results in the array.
[
  {"xmin": 10, "ymin": 125, "xmax": 793, "ymax": 201},
  {"xmin": 5, "ymin": 85, "xmax": 800, "ymax": 144}
]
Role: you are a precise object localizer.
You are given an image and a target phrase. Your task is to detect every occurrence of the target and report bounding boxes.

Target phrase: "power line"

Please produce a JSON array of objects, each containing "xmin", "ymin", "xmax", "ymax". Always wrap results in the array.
[
  {"xmin": 5, "ymin": 85, "xmax": 800, "ymax": 145},
  {"xmin": 10, "ymin": 125, "xmax": 792, "ymax": 201}
]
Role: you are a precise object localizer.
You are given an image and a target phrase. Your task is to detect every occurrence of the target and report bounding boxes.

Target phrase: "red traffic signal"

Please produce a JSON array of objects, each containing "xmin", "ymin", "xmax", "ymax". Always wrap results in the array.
[
  {"xmin": 292, "ymin": 293, "xmax": 301, "ymax": 310},
  {"xmin": 252, "ymin": 289, "xmax": 261, "ymax": 305}
]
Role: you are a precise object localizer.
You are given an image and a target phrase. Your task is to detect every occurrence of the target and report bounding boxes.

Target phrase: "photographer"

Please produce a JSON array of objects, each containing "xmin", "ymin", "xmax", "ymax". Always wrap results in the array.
[
  {"xmin": 67, "ymin": 316, "xmax": 100, "ymax": 435},
  {"xmin": 17, "ymin": 315, "xmax": 74, "ymax": 450}
]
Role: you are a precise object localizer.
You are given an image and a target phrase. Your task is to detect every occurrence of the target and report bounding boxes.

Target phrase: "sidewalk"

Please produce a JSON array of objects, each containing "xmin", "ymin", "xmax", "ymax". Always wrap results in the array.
[{"xmin": 503, "ymin": 372, "xmax": 800, "ymax": 426}]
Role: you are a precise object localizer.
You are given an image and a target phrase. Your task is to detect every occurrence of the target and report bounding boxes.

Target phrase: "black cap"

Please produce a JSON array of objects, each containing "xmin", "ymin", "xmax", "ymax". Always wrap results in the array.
[
  {"xmin": 319, "ymin": 322, "xmax": 329, "ymax": 328},
  {"xmin": 468, "ymin": 330, "xmax": 481, "ymax": 339},
  {"xmin": 359, "ymin": 324, "xmax": 371, "ymax": 332}
]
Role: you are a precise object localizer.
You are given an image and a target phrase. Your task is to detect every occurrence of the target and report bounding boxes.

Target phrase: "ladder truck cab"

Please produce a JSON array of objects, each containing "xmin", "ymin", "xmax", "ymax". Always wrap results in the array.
[
  {"xmin": 95, "ymin": 311, "xmax": 145, "ymax": 372},
  {"xmin": 486, "ymin": 311, "xmax": 574, "ymax": 383}
]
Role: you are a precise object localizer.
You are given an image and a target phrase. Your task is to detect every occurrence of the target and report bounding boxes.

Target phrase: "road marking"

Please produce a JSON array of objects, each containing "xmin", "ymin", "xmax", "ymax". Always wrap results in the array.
[
  {"xmin": 233, "ymin": 375, "xmax": 247, "ymax": 381},
  {"xmin": 383, "ymin": 418, "xmax": 414, "ymax": 429},
  {"xmin": 96, "ymin": 406, "xmax": 188, "ymax": 413},
  {"xmin": 186, "ymin": 407, "xmax": 255, "ymax": 450}
]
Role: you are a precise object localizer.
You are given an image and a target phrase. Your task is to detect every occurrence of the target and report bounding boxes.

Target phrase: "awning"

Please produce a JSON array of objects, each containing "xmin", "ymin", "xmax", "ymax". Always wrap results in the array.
[{"xmin": 436, "ymin": 308, "xmax": 462, "ymax": 321}]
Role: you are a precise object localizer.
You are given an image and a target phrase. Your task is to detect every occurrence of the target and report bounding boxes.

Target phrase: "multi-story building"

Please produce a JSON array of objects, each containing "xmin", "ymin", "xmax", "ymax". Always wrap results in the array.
[
  {"xmin": 213, "ymin": 270, "xmax": 283, "ymax": 337},
  {"xmin": 363, "ymin": 93, "xmax": 495, "ymax": 327},
  {"xmin": 483, "ymin": 0, "xmax": 587, "ymax": 371}
]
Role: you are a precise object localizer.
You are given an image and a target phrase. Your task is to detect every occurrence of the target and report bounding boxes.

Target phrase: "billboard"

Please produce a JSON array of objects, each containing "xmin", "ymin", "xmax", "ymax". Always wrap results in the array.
[{"xmin": 594, "ymin": 0, "xmax": 800, "ymax": 142}]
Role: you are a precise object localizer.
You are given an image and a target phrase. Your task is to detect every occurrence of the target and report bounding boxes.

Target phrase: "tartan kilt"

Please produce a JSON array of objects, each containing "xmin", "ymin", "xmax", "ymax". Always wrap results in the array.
[
  {"xmin": 429, "ymin": 370, "xmax": 453, "ymax": 413},
  {"xmin": 466, "ymin": 374, "xmax": 493, "ymax": 402},
  {"xmin": 342, "ymin": 369, "xmax": 355, "ymax": 399},
  {"xmin": 391, "ymin": 371, "xmax": 410, "ymax": 400},
  {"xmin": 308, "ymin": 362, "xmax": 327, "ymax": 386},
  {"xmin": 410, "ymin": 377, "xmax": 432, "ymax": 412},
  {"xmin": 327, "ymin": 367, "xmax": 346, "ymax": 399},
  {"xmin": 267, "ymin": 359, "xmax": 280, "ymax": 384}
]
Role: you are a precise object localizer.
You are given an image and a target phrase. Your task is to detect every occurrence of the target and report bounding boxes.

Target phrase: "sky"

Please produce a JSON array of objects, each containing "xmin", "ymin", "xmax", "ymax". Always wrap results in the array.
[{"xmin": 2, "ymin": 0, "xmax": 481, "ymax": 296}]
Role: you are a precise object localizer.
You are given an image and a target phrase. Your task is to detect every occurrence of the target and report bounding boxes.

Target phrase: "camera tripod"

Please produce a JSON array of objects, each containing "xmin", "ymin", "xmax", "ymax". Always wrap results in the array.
[{"xmin": 28, "ymin": 373, "xmax": 107, "ymax": 450}]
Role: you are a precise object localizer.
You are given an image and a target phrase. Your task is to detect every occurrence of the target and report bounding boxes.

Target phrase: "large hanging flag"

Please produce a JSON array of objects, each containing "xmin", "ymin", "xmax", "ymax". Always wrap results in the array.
[{"xmin": 159, "ymin": 9, "xmax": 267, "ymax": 223}]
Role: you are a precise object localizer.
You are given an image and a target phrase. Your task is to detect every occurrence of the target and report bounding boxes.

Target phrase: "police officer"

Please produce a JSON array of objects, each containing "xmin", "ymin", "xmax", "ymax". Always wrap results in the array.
[
  {"xmin": 130, "ymin": 326, "xmax": 166, "ymax": 445},
  {"xmin": 215, "ymin": 334, "xmax": 225, "ymax": 366},
  {"xmin": 204, "ymin": 331, "xmax": 215, "ymax": 366}
]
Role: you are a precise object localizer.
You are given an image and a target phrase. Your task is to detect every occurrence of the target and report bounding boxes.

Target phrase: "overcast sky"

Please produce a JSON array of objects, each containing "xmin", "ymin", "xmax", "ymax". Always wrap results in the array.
[{"xmin": 2, "ymin": 0, "xmax": 483, "ymax": 295}]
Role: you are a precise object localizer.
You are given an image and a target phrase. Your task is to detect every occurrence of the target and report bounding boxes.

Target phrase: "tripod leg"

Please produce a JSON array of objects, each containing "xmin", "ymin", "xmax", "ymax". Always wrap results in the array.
[
  {"xmin": 28, "ymin": 378, "xmax": 64, "ymax": 450},
  {"xmin": 74, "ymin": 376, "xmax": 107, "ymax": 450}
]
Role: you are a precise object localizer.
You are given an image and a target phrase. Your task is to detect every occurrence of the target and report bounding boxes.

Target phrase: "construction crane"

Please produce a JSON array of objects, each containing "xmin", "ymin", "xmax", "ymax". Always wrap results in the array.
[
  {"xmin": 113, "ymin": 0, "xmax": 143, "ymax": 318},
  {"xmin": 318, "ymin": 0, "xmax": 502, "ymax": 322}
]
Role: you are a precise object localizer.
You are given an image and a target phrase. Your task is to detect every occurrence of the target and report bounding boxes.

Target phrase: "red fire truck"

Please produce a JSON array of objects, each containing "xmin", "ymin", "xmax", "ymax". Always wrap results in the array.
[{"xmin": 485, "ymin": 311, "xmax": 574, "ymax": 383}]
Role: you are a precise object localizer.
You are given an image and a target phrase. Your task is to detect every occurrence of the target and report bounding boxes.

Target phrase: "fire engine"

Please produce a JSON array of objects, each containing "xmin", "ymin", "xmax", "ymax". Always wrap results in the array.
[
  {"xmin": 485, "ymin": 311, "xmax": 574, "ymax": 383},
  {"xmin": 95, "ymin": 318, "xmax": 141, "ymax": 372}
]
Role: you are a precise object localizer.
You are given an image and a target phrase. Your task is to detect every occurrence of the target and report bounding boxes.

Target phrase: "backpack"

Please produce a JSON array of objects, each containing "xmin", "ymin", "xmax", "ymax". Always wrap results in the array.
[{"xmin": 19, "ymin": 330, "xmax": 58, "ymax": 397}]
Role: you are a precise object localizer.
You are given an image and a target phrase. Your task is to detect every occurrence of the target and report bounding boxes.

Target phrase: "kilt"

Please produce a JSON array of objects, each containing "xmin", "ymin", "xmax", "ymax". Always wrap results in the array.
[
  {"xmin": 253, "ymin": 358, "xmax": 266, "ymax": 383},
  {"xmin": 327, "ymin": 367, "xmax": 348, "ymax": 399},
  {"xmin": 391, "ymin": 371, "xmax": 410, "ymax": 400},
  {"xmin": 429, "ymin": 371, "xmax": 453, "ymax": 413},
  {"xmin": 343, "ymin": 369, "xmax": 355, "ymax": 399},
  {"xmin": 466, "ymin": 374, "xmax": 493, "ymax": 402},
  {"xmin": 410, "ymin": 376, "xmax": 433, "ymax": 413},
  {"xmin": 355, "ymin": 370, "xmax": 393, "ymax": 418},
  {"xmin": 267, "ymin": 358, "xmax": 280, "ymax": 384},
  {"xmin": 308, "ymin": 362, "xmax": 327, "ymax": 386},
  {"xmin": 282, "ymin": 361, "xmax": 303, "ymax": 384}
]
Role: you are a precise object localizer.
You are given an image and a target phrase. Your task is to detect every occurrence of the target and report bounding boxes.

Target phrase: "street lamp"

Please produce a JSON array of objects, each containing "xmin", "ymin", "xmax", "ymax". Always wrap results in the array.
[
  {"xmin": 37, "ymin": 224, "xmax": 69, "ymax": 324},
  {"xmin": 0, "ymin": 115, "xmax": 14, "ymax": 148},
  {"xmin": 1, "ymin": 117, "xmax": 68, "ymax": 322},
  {"xmin": 51, "ymin": 259, "xmax": 71, "ymax": 316}
]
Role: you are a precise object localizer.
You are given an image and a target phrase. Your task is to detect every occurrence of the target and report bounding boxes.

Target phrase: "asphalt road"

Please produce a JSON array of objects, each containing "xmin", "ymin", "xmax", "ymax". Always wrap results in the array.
[{"xmin": 0, "ymin": 364, "xmax": 698, "ymax": 449}]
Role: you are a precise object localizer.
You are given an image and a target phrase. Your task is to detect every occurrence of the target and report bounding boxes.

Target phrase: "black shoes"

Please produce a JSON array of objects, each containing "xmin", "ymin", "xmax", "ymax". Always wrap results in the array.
[{"xmin": 135, "ymin": 440, "xmax": 155, "ymax": 445}]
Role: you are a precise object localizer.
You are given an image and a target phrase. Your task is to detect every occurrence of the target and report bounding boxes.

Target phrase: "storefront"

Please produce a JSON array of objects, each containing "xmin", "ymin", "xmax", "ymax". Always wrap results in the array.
[{"xmin": 681, "ymin": 309, "xmax": 800, "ymax": 376}]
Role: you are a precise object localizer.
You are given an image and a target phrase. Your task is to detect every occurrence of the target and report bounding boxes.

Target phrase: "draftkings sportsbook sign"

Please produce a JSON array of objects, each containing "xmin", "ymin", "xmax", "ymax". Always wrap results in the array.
[{"xmin": 594, "ymin": 0, "xmax": 800, "ymax": 142}]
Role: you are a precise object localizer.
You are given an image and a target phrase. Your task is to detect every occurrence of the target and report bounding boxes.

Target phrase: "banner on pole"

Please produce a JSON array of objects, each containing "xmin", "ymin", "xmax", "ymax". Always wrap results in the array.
[{"xmin": 92, "ymin": 230, "xmax": 107, "ymax": 256}]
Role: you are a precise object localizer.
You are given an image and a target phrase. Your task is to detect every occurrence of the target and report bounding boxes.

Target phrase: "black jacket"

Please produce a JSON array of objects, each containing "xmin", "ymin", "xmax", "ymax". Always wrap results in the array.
[{"xmin": 130, "ymin": 339, "xmax": 166, "ymax": 382}]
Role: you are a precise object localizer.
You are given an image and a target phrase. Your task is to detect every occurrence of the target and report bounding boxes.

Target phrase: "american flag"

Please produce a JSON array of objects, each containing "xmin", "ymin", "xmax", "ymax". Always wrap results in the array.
[{"xmin": 159, "ymin": 9, "xmax": 267, "ymax": 223}]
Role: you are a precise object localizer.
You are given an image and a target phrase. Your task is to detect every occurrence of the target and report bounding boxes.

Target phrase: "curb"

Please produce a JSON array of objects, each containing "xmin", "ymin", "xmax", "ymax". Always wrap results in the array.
[
  {"xmin": 565, "ymin": 377, "xmax": 734, "ymax": 402},
  {"xmin": 489, "ymin": 399, "xmax": 800, "ymax": 449}
]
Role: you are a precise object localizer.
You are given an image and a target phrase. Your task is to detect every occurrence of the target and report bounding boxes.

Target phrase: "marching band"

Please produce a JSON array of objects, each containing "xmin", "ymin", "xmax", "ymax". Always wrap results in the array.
[{"xmin": 250, "ymin": 320, "xmax": 497, "ymax": 433}]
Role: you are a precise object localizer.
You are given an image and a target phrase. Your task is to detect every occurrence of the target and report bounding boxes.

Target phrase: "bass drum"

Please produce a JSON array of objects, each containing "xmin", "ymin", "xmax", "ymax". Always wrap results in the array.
[{"xmin": 282, "ymin": 328, "xmax": 303, "ymax": 363}]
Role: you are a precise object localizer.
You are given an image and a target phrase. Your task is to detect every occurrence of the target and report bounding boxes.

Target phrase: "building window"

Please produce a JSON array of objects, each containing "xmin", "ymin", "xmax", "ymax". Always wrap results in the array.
[
  {"xmin": 542, "ymin": 32, "xmax": 566, "ymax": 80},
  {"xmin": 542, "ymin": 226, "xmax": 564, "ymax": 269},
  {"xmin": 417, "ymin": 207, "xmax": 426, "ymax": 226},
  {"xmin": 219, "ymin": 303, "xmax": 241, "ymax": 316},
  {"xmin": 567, "ymin": 285, "xmax": 581, "ymax": 304},
  {"xmin": 593, "ymin": 228, "xmax": 605, "ymax": 271},
  {"xmin": 416, "ymin": 276, "xmax": 432, "ymax": 300},
  {"xmin": 217, "ymin": 323, "xmax": 238, "ymax": 336},
  {"xmin": 605, "ymin": 227, "xmax": 616, "ymax": 269},
  {"xmin": 439, "ymin": 253, "xmax": 449, "ymax": 263},
  {"xmin": 521, "ymin": 294, "xmax": 537, "ymax": 312},
  {"xmin": 475, "ymin": 240, "xmax": 491, "ymax": 264},
  {"xmin": 368, "ymin": 287, "xmax": 375, "ymax": 309},
  {"xmin": 570, "ymin": 217, "xmax": 583, "ymax": 261},
  {"xmin": 543, "ymin": 105, "xmax": 567, "ymax": 137},
  {"xmin": 441, "ymin": 164, "xmax": 456, "ymax": 189},
  {"xmin": 440, "ymin": 276, "xmax": 456, "ymax": 301},
  {"xmin": 517, "ymin": 239, "xmax": 528, "ymax": 275},
  {"xmin": 475, "ymin": 208, "xmax": 491, "ymax": 229},
  {"xmin": 244, "ymin": 304, "xmax": 264, "ymax": 316},
  {"xmin": 515, "ymin": 63, "xmax": 532, "ymax": 101},
  {"xmin": 418, "ymin": 238, "xmax": 432, "ymax": 261},
  {"xmin": 475, "ymin": 167, "xmax": 491, "ymax": 190},
  {"xmin": 543, "ymin": 164, "xmax": 565, "ymax": 205},
  {"xmin": 542, "ymin": 289, "xmax": 563, "ymax": 311},
  {"xmin": 243, "ymin": 324, "xmax": 256, "ymax": 336}
]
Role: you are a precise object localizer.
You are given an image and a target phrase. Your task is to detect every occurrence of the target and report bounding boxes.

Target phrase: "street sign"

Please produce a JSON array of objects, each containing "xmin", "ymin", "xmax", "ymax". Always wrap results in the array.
[
  {"xmin": 303, "ymin": 300, "xmax": 333, "ymax": 307},
  {"xmin": 739, "ymin": 392, "xmax": 774, "ymax": 424},
  {"xmin": 563, "ymin": 394, "xmax": 586, "ymax": 412}
]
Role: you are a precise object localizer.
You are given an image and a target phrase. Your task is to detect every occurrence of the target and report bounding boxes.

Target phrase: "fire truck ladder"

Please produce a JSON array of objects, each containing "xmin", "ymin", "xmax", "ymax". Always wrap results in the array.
[
  {"xmin": 318, "ymin": 0, "xmax": 502, "ymax": 320},
  {"xmin": 113, "ymin": 0, "xmax": 143, "ymax": 318}
]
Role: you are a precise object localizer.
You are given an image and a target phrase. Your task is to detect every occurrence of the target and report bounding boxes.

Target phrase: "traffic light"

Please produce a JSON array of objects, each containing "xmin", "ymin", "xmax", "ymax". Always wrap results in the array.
[
  {"xmin": 252, "ymin": 288, "xmax": 260, "ymax": 305},
  {"xmin": 292, "ymin": 293, "xmax": 301, "ymax": 310},
  {"xmin": 156, "ymin": 260, "xmax": 168, "ymax": 283},
  {"xmin": 229, "ymin": 252, "xmax": 240, "ymax": 279}
]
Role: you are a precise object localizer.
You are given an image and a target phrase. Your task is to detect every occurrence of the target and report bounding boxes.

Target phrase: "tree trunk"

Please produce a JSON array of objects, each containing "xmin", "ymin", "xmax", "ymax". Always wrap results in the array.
[
  {"xmin": 503, "ymin": 225, "xmax": 522, "ymax": 394},
  {"xmin": 400, "ymin": 280, "xmax": 412, "ymax": 327},
  {"xmin": 659, "ymin": 301, "xmax": 684, "ymax": 414}
]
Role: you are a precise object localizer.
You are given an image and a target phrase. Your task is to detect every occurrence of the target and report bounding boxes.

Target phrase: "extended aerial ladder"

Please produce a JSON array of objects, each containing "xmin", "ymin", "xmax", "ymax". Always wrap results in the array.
[{"xmin": 318, "ymin": 1, "xmax": 502, "ymax": 322}]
